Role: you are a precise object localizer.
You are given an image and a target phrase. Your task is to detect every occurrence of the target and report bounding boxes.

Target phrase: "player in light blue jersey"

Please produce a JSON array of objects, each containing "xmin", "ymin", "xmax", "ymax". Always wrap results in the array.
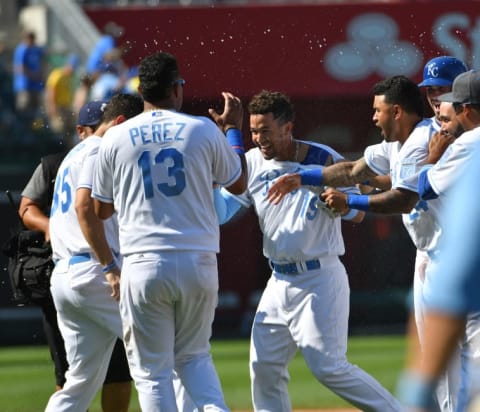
[
  {"xmin": 398, "ymin": 141, "xmax": 480, "ymax": 412},
  {"xmin": 412, "ymin": 70, "xmax": 480, "ymax": 412},
  {"xmin": 91, "ymin": 52, "xmax": 247, "ymax": 412},
  {"xmin": 214, "ymin": 90, "xmax": 401, "ymax": 412}
]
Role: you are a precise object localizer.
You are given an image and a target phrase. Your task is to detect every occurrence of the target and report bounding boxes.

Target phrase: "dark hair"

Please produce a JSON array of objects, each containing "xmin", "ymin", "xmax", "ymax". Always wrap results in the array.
[
  {"xmin": 248, "ymin": 90, "xmax": 295, "ymax": 124},
  {"xmin": 138, "ymin": 52, "xmax": 179, "ymax": 105},
  {"xmin": 102, "ymin": 93, "xmax": 144, "ymax": 122},
  {"xmin": 372, "ymin": 75, "xmax": 424, "ymax": 117}
]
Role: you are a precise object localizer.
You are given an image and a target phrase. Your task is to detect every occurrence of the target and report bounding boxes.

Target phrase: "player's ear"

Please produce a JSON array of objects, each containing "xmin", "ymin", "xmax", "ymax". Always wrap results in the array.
[
  {"xmin": 114, "ymin": 114, "xmax": 126, "ymax": 125},
  {"xmin": 284, "ymin": 120, "xmax": 294, "ymax": 135}
]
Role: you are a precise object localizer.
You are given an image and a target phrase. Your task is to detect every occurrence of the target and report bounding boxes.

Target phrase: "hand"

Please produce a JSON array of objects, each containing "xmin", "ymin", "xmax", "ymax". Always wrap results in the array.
[
  {"xmin": 267, "ymin": 173, "xmax": 302, "ymax": 204},
  {"xmin": 105, "ymin": 267, "xmax": 121, "ymax": 301},
  {"xmin": 427, "ymin": 131, "xmax": 455, "ymax": 164},
  {"xmin": 321, "ymin": 187, "xmax": 348, "ymax": 214},
  {"xmin": 208, "ymin": 92, "xmax": 243, "ymax": 133}
]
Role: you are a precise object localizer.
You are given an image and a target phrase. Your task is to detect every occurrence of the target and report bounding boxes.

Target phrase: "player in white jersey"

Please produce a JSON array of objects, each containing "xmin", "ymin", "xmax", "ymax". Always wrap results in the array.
[
  {"xmin": 91, "ymin": 52, "xmax": 247, "ymax": 412},
  {"xmin": 266, "ymin": 76, "xmax": 456, "ymax": 408},
  {"xmin": 214, "ymin": 90, "xmax": 401, "ymax": 411},
  {"xmin": 399, "ymin": 142, "xmax": 480, "ymax": 411},
  {"xmin": 46, "ymin": 94, "xmax": 144, "ymax": 412},
  {"xmin": 415, "ymin": 70, "xmax": 480, "ymax": 412}
]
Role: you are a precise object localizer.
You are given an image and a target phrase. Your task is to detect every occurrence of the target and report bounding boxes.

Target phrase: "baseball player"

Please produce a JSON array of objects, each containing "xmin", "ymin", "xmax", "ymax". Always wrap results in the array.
[
  {"xmin": 214, "ymin": 90, "xmax": 401, "ymax": 411},
  {"xmin": 418, "ymin": 56, "xmax": 468, "ymax": 129},
  {"xmin": 399, "ymin": 142, "xmax": 480, "ymax": 411},
  {"xmin": 91, "ymin": 52, "xmax": 247, "ymax": 412},
  {"xmin": 45, "ymin": 95, "xmax": 144, "ymax": 412},
  {"xmin": 415, "ymin": 70, "xmax": 480, "ymax": 412}
]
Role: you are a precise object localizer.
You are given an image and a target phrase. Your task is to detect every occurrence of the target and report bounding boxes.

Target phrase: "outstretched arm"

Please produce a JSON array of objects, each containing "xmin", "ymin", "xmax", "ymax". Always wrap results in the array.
[
  {"xmin": 267, "ymin": 157, "xmax": 377, "ymax": 205},
  {"xmin": 322, "ymin": 186, "xmax": 419, "ymax": 214}
]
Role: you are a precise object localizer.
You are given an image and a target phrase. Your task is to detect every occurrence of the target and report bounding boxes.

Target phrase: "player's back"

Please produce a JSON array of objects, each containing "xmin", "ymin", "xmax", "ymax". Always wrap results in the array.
[
  {"xmin": 94, "ymin": 109, "xmax": 242, "ymax": 255},
  {"xmin": 50, "ymin": 138, "xmax": 101, "ymax": 261}
]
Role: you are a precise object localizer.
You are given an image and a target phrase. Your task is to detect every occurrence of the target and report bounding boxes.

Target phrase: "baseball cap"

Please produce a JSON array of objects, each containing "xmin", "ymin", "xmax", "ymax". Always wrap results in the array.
[
  {"xmin": 439, "ymin": 70, "xmax": 480, "ymax": 104},
  {"xmin": 78, "ymin": 100, "xmax": 108, "ymax": 126},
  {"xmin": 418, "ymin": 56, "xmax": 468, "ymax": 87}
]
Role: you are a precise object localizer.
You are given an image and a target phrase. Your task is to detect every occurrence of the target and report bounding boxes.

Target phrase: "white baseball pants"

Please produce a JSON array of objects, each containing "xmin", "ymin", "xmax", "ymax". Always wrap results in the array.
[
  {"xmin": 250, "ymin": 255, "xmax": 402, "ymax": 412},
  {"xmin": 120, "ymin": 251, "xmax": 228, "ymax": 412}
]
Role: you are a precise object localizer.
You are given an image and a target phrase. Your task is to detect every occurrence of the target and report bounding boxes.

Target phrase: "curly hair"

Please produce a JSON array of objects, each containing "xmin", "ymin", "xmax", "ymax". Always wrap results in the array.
[
  {"xmin": 248, "ymin": 90, "xmax": 295, "ymax": 124},
  {"xmin": 138, "ymin": 52, "xmax": 179, "ymax": 105},
  {"xmin": 372, "ymin": 75, "xmax": 424, "ymax": 117}
]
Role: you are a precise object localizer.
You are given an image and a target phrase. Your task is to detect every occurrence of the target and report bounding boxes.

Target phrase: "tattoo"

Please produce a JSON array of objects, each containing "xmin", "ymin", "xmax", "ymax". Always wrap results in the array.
[
  {"xmin": 322, "ymin": 158, "xmax": 376, "ymax": 187},
  {"xmin": 368, "ymin": 188, "xmax": 419, "ymax": 214}
]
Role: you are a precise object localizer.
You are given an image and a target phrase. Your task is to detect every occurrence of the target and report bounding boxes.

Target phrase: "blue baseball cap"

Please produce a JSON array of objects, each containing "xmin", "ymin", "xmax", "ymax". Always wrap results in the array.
[
  {"xmin": 77, "ymin": 100, "xmax": 108, "ymax": 126},
  {"xmin": 418, "ymin": 56, "xmax": 468, "ymax": 87}
]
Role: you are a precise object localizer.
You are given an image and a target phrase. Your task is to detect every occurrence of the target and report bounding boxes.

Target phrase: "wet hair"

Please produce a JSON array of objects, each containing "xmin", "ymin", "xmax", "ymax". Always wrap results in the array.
[
  {"xmin": 102, "ymin": 93, "xmax": 144, "ymax": 123},
  {"xmin": 248, "ymin": 90, "xmax": 295, "ymax": 124},
  {"xmin": 372, "ymin": 75, "xmax": 424, "ymax": 117},
  {"xmin": 138, "ymin": 52, "xmax": 179, "ymax": 105}
]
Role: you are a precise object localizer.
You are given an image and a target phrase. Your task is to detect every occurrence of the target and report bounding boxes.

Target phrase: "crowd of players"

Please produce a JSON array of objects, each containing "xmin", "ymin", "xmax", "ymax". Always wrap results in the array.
[{"xmin": 13, "ymin": 36, "xmax": 480, "ymax": 412}]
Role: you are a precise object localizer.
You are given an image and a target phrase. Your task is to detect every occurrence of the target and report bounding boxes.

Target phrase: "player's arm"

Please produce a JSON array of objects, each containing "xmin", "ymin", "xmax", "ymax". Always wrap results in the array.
[
  {"xmin": 93, "ymin": 199, "xmax": 115, "ymax": 220},
  {"xmin": 426, "ymin": 131, "xmax": 454, "ymax": 165},
  {"xmin": 267, "ymin": 157, "xmax": 377, "ymax": 205},
  {"xmin": 76, "ymin": 188, "xmax": 120, "ymax": 301},
  {"xmin": 213, "ymin": 187, "xmax": 243, "ymax": 224},
  {"xmin": 19, "ymin": 196, "xmax": 50, "ymax": 240},
  {"xmin": 322, "ymin": 187, "xmax": 419, "ymax": 214},
  {"xmin": 209, "ymin": 92, "xmax": 248, "ymax": 195}
]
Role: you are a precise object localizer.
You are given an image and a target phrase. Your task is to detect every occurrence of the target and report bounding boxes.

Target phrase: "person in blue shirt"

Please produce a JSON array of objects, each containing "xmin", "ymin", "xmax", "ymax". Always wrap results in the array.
[
  {"xmin": 86, "ymin": 21, "xmax": 124, "ymax": 80},
  {"xmin": 13, "ymin": 31, "xmax": 45, "ymax": 121}
]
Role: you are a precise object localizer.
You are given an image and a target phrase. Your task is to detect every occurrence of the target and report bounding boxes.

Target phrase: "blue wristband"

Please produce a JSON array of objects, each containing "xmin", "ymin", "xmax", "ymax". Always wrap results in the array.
[
  {"xmin": 347, "ymin": 194, "xmax": 369, "ymax": 211},
  {"xmin": 298, "ymin": 169, "xmax": 323, "ymax": 186},
  {"xmin": 102, "ymin": 260, "xmax": 117, "ymax": 273},
  {"xmin": 226, "ymin": 128, "xmax": 245, "ymax": 155}
]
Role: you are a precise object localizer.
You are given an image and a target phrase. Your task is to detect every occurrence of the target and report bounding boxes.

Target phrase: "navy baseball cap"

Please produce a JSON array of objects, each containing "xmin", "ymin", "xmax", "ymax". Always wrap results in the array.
[
  {"xmin": 439, "ymin": 70, "xmax": 480, "ymax": 104},
  {"xmin": 78, "ymin": 100, "xmax": 108, "ymax": 126},
  {"xmin": 418, "ymin": 56, "xmax": 468, "ymax": 87}
]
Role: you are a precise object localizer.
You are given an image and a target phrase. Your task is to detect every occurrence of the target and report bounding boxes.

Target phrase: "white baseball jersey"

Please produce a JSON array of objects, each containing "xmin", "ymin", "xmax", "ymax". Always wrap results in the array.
[
  {"xmin": 50, "ymin": 136, "xmax": 119, "ymax": 262},
  {"xmin": 427, "ymin": 126, "xmax": 480, "ymax": 198},
  {"xmin": 233, "ymin": 141, "xmax": 359, "ymax": 262},
  {"xmin": 92, "ymin": 109, "xmax": 242, "ymax": 255},
  {"xmin": 364, "ymin": 118, "xmax": 443, "ymax": 252}
]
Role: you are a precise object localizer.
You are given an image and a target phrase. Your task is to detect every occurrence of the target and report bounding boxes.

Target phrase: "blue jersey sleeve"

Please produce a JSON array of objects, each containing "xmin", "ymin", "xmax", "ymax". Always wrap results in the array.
[
  {"xmin": 418, "ymin": 165, "xmax": 438, "ymax": 200},
  {"xmin": 213, "ymin": 187, "xmax": 242, "ymax": 224}
]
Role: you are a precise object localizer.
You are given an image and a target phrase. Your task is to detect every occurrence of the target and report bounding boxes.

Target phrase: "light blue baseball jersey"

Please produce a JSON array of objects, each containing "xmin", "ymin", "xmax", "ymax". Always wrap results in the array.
[
  {"xmin": 92, "ymin": 109, "xmax": 242, "ymax": 255},
  {"xmin": 231, "ymin": 141, "xmax": 359, "ymax": 262},
  {"xmin": 427, "ymin": 126, "xmax": 480, "ymax": 198},
  {"xmin": 364, "ymin": 118, "xmax": 443, "ymax": 252},
  {"xmin": 424, "ymin": 141, "xmax": 480, "ymax": 315},
  {"xmin": 50, "ymin": 136, "xmax": 120, "ymax": 262}
]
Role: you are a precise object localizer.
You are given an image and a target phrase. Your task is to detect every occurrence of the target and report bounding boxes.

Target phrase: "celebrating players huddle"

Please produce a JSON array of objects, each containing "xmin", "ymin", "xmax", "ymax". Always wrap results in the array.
[{"xmin": 27, "ymin": 50, "xmax": 480, "ymax": 412}]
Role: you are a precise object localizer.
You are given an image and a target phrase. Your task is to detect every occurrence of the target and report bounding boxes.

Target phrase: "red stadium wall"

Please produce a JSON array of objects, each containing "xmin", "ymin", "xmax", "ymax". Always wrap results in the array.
[{"xmin": 83, "ymin": 1, "xmax": 480, "ymax": 332}]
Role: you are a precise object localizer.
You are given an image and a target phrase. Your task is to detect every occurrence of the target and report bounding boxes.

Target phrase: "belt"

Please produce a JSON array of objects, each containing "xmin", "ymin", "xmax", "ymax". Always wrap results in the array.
[
  {"xmin": 69, "ymin": 253, "xmax": 91, "ymax": 265},
  {"xmin": 271, "ymin": 259, "xmax": 321, "ymax": 275}
]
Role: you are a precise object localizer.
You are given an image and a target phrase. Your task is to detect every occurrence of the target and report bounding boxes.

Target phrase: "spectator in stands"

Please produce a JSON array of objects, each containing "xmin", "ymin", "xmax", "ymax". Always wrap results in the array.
[
  {"xmin": 86, "ymin": 21, "xmax": 124, "ymax": 80},
  {"xmin": 44, "ymin": 54, "xmax": 80, "ymax": 146},
  {"xmin": 13, "ymin": 31, "xmax": 45, "ymax": 124}
]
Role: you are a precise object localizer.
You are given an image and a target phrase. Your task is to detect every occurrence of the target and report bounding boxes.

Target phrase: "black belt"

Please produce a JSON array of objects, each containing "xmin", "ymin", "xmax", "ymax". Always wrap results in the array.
[{"xmin": 271, "ymin": 259, "xmax": 321, "ymax": 275}]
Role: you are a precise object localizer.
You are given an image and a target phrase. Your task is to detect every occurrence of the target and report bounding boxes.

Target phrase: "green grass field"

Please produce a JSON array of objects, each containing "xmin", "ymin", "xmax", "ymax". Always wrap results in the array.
[{"xmin": 0, "ymin": 335, "xmax": 406, "ymax": 411}]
